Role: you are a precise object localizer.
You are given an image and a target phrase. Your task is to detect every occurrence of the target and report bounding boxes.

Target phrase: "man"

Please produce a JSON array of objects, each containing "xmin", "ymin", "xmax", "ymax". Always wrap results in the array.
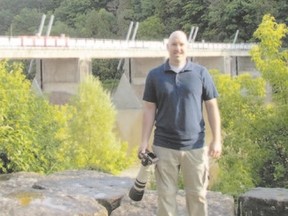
[{"xmin": 139, "ymin": 30, "xmax": 222, "ymax": 216}]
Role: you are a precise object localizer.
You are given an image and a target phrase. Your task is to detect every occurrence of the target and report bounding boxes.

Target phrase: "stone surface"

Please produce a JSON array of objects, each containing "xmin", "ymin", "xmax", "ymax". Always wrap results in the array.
[
  {"xmin": 0, "ymin": 170, "xmax": 235, "ymax": 216},
  {"xmin": 238, "ymin": 187, "xmax": 288, "ymax": 216},
  {"xmin": 112, "ymin": 190, "xmax": 234, "ymax": 216},
  {"xmin": 0, "ymin": 170, "xmax": 133, "ymax": 216}
]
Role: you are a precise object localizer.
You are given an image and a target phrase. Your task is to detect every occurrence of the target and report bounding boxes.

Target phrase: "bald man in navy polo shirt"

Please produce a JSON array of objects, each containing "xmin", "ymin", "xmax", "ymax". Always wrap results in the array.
[{"xmin": 139, "ymin": 30, "xmax": 222, "ymax": 216}]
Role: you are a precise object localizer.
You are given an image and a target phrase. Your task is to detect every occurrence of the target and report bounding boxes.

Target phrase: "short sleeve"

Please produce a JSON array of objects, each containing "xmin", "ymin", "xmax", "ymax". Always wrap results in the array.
[
  {"xmin": 143, "ymin": 72, "xmax": 157, "ymax": 103},
  {"xmin": 202, "ymin": 68, "xmax": 219, "ymax": 101}
]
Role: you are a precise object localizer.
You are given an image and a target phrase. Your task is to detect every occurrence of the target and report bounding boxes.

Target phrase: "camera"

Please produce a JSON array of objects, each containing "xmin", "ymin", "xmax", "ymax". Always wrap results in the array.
[
  {"xmin": 138, "ymin": 151, "xmax": 159, "ymax": 166},
  {"xmin": 128, "ymin": 150, "xmax": 158, "ymax": 201}
]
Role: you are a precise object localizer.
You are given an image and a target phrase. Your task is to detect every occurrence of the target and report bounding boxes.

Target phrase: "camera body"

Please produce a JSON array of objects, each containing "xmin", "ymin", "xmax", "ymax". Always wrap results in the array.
[{"xmin": 138, "ymin": 151, "xmax": 159, "ymax": 166}]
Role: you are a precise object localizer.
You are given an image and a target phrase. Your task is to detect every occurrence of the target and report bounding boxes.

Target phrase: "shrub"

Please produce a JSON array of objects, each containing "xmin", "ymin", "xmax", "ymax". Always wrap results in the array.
[
  {"xmin": 210, "ymin": 70, "xmax": 266, "ymax": 196},
  {"xmin": 0, "ymin": 61, "xmax": 134, "ymax": 175},
  {"xmin": 0, "ymin": 61, "xmax": 71, "ymax": 173},
  {"xmin": 211, "ymin": 14, "xmax": 288, "ymax": 195},
  {"xmin": 67, "ymin": 75, "xmax": 135, "ymax": 174},
  {"xmin": 249, "ymin": 14, "xmax": 288, "ymax": 188},
  {"xmin": 251, "ymin": 104, "xmax": 288, "ymax": 188}
]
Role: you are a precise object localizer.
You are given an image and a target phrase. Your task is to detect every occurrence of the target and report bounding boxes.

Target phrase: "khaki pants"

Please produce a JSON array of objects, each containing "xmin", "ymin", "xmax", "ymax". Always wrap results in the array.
[{"xmin": 153, "ymin": 146, "xmax": 209, "ymax": 216}]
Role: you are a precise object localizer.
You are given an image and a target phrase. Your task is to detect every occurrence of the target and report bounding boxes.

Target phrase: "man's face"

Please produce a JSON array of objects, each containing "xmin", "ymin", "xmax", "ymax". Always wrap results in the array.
[{"xmin": 167, "ymin": 33, "xmax": 188, "ymax": 63}]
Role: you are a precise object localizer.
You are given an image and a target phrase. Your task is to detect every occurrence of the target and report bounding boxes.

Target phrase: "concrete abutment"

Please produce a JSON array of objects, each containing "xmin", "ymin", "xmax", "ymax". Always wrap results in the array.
[
  {"xmin": 35, "ymin": 55, "xmax": 258, "ymax": 106},
  {"xmin": 36, "ymin": 58, "xmax": 92, "ymax": 104},
  {"xmin": 113, "ymin": 56, "xmax": 258, "ymax": 109}
]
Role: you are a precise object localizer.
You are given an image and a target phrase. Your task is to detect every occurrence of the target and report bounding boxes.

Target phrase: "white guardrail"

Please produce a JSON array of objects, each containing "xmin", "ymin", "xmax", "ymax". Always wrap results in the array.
[{"xmin": 0, "ymin": 36, "xmax": 255, "ymax": 50}]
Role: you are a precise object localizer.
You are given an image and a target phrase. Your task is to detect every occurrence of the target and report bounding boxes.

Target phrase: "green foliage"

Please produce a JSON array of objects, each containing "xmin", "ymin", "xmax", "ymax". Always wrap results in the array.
[
  {"xmin": 51, "ymin": 21, "xmax": 79, "ymax": 37},
  {"xmin": 92, "ymin": 59, "xmax": 120, "ymax": 81},
  {"xmin": 67, "ymin": 75, "xmax": 134, "ymax": 174},
  {"xmin": 0, "ymin": 61, "xmax": 72, "ymax": 173},
  {"xmin": 251, "ymin": 104, "xmax": 288, "ymax": 188},
  {"xmin": 212, "ymin": 15, "xmax": 288, "ymax": 195},
  {"xmin": 206, "ymin": 0, "xmax": 276, "ymax": 42},
  {"xmin": 137, "ymin": 16, "xmax": 165, "ymax": 40},
  {"xmin": 54, "ymin": 0, "xmax": 92, "ymax": 28},
  {"xmin": 1, "ymin": 0, "xmax": 288, "ymax": 44},
  {"xmin": 0, "ymin": 61, "xmax": 134, "ymax": 175},
  {"xmin": 0, "ymin": 8, "xmax": 13, "ymax": 35},
  {"xmin": 113, "ymin": 0, "xmax": 134, "ymax": 39},
  {"xmin": 154, "ymin": 0, "xmax": 183, "ymax": 34},
  {"xmin": 210, "ymin": 70, "xmax": 266, "ymax": 196},
  {"xmin": 249, "ymin": 14, "xmax": 288, "ymax": 188},
  {"xmin": 84, "ymin": 9, "xmax": 118, "ymax": 38},
  {"xmin": 131, "ymin": 0, "xmax": 156, "ymax": 21},
  {"xmin": 251, "ymin": 14, "xmax": 288, "ymax": 104},
  {"xmin": 211, "ymin": 70, "xmax": 266, "ymax": 130},
  {"xmin": 180, "ymin": 0, "xmax": 210, "ymax": 40},
  {"xmin": 11, "ymin": 8, "xmax": 42, "ymax": 35}
]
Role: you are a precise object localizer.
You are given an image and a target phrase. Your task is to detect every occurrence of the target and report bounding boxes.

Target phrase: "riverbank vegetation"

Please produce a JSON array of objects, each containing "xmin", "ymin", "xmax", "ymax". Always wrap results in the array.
[
  {"xmin": 0, "ymin": 61, "xmax": 134, "ymax": 174},
  {"xmin": 211, "ymin": 14, "xmax": 288, "ymax": 196}
]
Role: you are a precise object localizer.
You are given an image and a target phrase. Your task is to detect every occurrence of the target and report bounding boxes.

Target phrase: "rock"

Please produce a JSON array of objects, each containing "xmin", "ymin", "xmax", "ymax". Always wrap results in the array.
[
  {"xmin": 238, "ymin": 187, "xmax": 288, "ymax": 216},
  {"xmin": 0, "ymin": 170, "xmax": 133, "ymax": 216},
  {"xmin": 0, "ymin": 170, "xmax": 235, "ymax": 216},
  {"xmin": 112, "ymin": 190, "xmax": 235, "ymax": 216}
]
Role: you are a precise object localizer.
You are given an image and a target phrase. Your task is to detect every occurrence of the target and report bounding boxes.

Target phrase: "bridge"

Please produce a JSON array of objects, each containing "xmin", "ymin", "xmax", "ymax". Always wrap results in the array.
[
  {"xmin": 0, "ymin": 36, "xmax": 258, "ymax": 105},
  {"xmin": 0, "ymin": 36, "xmax": 254, "ymax": 59}
]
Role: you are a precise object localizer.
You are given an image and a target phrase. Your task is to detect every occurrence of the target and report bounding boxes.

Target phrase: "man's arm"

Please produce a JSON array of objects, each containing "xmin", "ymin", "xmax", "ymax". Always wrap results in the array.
[
  {"xmin": 139, "ymin": 101, "xmax": 156, "ymax": 153},
  {"xmin": 204, "ymin": 98, "xmax": 222, "ymax": 158}
]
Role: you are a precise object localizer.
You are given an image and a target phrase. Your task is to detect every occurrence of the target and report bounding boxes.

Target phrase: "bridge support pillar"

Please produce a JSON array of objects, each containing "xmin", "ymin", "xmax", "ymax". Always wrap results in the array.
[
  {"xmin": 119, "ymin": 57, "xmax": 164, "ymax": 104},
  {"xmin": 223, "ymin": 55, "xmax": 233, "ymax": 75},
  {"xmin": 36, "ymin": 58, "xmax": 92, "ymax": 104}
]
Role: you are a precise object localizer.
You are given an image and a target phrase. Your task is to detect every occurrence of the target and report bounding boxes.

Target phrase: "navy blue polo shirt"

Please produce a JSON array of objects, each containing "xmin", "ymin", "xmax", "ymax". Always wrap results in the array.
[{"xmin": 143, "ymin": 59, "xmax": 218, "ymax": 150}]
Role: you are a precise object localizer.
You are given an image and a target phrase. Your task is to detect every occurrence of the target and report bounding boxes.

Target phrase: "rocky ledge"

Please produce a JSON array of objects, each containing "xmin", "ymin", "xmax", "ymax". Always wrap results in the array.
[{"xmin": 0, "ymin": 170, "xmax": 234, "ymax": 216}]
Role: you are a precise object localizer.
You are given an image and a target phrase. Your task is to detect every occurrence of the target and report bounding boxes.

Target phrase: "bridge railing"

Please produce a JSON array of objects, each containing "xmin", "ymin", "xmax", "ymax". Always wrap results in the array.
[{"xmin": 0, "ymin": 36, "xmax": 255, "ymax": 50}]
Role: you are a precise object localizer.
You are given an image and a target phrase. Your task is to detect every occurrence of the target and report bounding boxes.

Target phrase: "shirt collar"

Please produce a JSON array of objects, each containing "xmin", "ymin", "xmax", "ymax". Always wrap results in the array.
[{"xmin": 164, "ymin": 58, "xmax": 192, "ymax": 73}]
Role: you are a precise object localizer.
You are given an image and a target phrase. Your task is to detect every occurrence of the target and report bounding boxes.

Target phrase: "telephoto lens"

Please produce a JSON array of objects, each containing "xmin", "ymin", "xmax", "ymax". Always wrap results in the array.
[{"xmin": 128, "ymin": 150, "xmax": 158, "ymax": 201}]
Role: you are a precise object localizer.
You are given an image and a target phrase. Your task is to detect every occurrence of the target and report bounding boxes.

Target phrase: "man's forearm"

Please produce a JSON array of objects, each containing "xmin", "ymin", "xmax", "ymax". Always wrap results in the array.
[
  {"xmin": 205, "ymin": 99, "xmax": 221, "ymax": 142},
  {"xmin": 140, "ymin": 102, "xmax": 156, "ymax": 152}
]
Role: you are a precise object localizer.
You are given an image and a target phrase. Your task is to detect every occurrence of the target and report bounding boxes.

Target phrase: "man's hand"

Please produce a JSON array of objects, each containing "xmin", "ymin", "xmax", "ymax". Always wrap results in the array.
[
  {"xmin": 138, "ymin": 143, "xmax": 148, "ymax": 155},
  {"xmin": 208, "ymin": 140, "xmax": 222, "ymax": 159}
]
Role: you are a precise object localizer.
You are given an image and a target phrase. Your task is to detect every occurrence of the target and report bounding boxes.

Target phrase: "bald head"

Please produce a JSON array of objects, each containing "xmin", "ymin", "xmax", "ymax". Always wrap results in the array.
[
  {"xmin": 168, "ymin": 31, "xmax": 188, "ymax": 45},
  {"xmin": 167, "ymin": 31, "xmax": 188, "ymax": 66}
]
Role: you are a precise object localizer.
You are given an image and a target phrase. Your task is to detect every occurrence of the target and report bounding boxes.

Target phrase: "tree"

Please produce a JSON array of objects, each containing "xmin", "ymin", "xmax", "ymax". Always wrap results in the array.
[
  {"xmin": 210, "ymin": 70, "xmax": 266, "ymax": 196},
  {"xmin": 0, "ymin": 9, "xmax": 14, "ymax": 35},
  {"xmin": 84, "ymin": 9, "xmax": 118, "ymax": 38},
  {"xmin": 0, "ymin": 61, "xmax": 72, "ymax": 173},
  {"xmin": 251, "ymin": 104, "xmax": 288, "ymax": 188},
  {"xmin": 251, "ymin": 14, "xmax": 288, "ymax": 104},
  {"xmin": 11, "ymin": 8, "xmax": 42, "ymax": 35},
  {"xmin": 180, "ymin": 0, "xmax": 210, "ymax": 41},
  {"xmin": 50, "ymin": 20, "xmax": 79, "ymax": 37},
  {"xmin": 0, "ymin": 61, "xmax": 134, "ymax": 174},
  {"xmin": 0, "ymin": 0, "xmax": 62, "ymax": 35},
  {"xmin": 115, "ymin": 0, "xmax": 134, "ymax": 39},
  {"xmin": 205, "ymin": 0, "xmax": 277, "ymax": 42},
  {"xmin": 131, "ymin": 0, "xmax": 156, "ymax": 21},
  {"xmin": 249, "ymin": 14, "xmax": 288, "ymax": 187},
  {"xmin": 67, "ymin": 75, "xmax": 135, "ymax": 174},
  {"xmin": 54, "ymin": 0, "xmax": 92, "ymax": 28},
  {"xmin": 137, "ymin": 16, "xmax": 165, "ymax": 40},
  {"xmin": 213, "ymin": 14, "xmax": 288, "ymax": 195},
  {"xmin": 92, "ymin": 59, "xmax": 120, "ymax": 81},
  {"xmin": 154, "ymin": 0, "xmax": 183, "ymax": 34}
]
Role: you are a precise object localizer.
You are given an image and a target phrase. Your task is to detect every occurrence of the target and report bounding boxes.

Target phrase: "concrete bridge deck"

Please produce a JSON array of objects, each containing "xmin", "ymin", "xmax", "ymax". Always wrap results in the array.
[{"xmin": 0, "ymin": 36, "xmax": 255, "ymax": 59}]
